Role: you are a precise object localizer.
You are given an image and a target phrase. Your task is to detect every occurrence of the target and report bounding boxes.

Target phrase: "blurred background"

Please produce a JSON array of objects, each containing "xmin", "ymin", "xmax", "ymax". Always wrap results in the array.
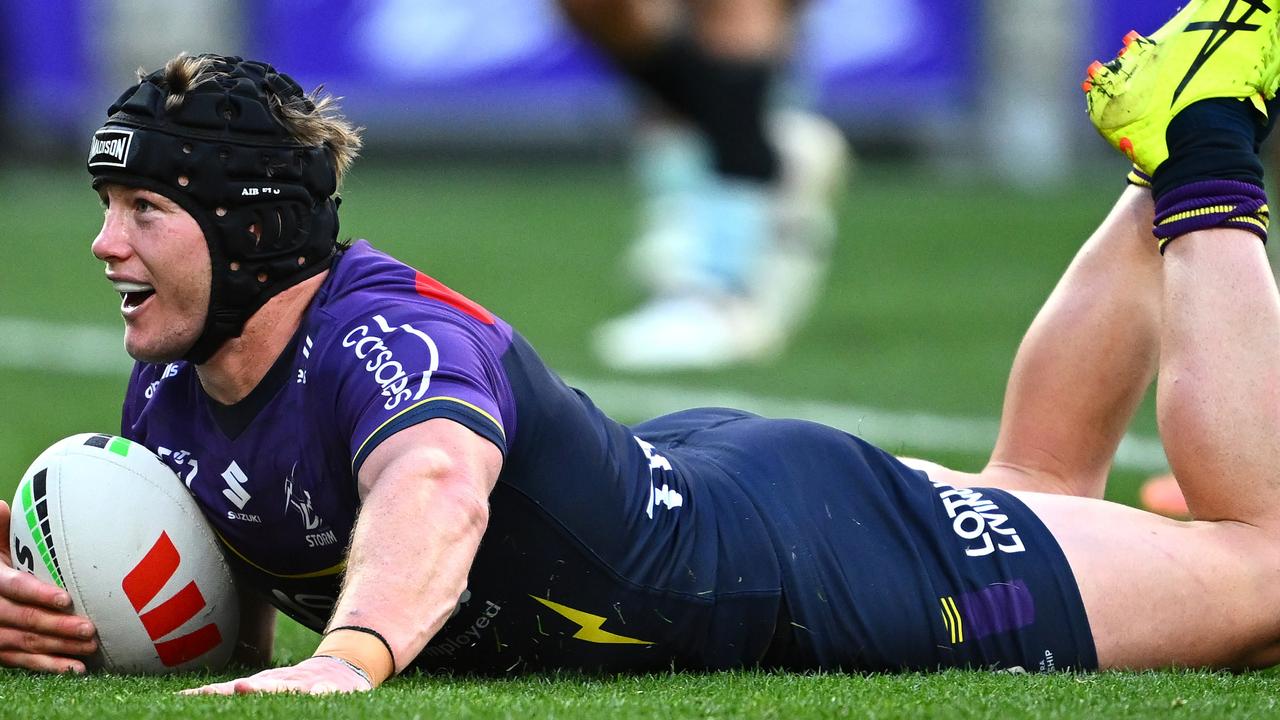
[
  {"xmin": 0, "ymin": 0, "xmax": 1193, "ymax": 509},
  {"xmin": 4, "ymin": 0, "xmax": 1181, "ymax": 178}
]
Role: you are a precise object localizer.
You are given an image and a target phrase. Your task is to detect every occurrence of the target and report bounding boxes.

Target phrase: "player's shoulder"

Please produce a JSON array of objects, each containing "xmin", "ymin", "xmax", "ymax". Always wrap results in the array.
[
  {"xmin": 316, "ymin": 240, "xmax": 502, "ymax": 330},
  {"xmin": 309, "ymin": 238, "xmax": 504, "ymax": 335},
  {"xmin": 301, "ymin": 240, "xmax": 515, "ymax": 394}
]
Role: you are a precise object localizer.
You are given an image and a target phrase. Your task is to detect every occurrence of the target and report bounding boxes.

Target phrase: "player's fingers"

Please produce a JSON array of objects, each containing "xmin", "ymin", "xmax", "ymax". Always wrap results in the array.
[
  {"xmin": 0, "ymin": 626, "xmax": 96, "ymax": 656},
  {"xmin": 0, "ymin": 503, "xmax": 11, "ymax": 564},
  {"xmin": 0, "ymin": 649, "xmax": 86, "ymax": 674},
  {"xmin": 0, "ymin": 598, "xmax": 92, "ymax": 639},
  {"xmin": 0, "ymin": 567, "xmax": 73, "ymax": 611}
]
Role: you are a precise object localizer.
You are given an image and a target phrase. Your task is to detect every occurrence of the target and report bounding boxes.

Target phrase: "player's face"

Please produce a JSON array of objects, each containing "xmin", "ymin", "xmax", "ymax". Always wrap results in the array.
[{"xmin": 91, "ymin": 184, "xmax": 211, "ymax": 363}]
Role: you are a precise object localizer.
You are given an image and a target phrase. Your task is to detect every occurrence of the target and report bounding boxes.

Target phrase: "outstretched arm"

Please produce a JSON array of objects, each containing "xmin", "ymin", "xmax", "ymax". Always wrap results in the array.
[{"xmin": 184, "ymin": 418, "xmax": 501, "ymax": 694}]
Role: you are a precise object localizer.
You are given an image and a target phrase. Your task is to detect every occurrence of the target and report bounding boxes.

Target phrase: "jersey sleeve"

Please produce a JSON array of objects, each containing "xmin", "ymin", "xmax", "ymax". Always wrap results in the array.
[{"xmin": 321, "ymin": 308, "xmax": 514, "ymax": 479}]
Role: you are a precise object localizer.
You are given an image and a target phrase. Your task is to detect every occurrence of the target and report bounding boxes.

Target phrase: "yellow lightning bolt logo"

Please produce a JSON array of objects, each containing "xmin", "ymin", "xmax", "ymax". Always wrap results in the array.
[{"xmin": 530, "ymin": 595, "xmax": 653, "ymax": 645}]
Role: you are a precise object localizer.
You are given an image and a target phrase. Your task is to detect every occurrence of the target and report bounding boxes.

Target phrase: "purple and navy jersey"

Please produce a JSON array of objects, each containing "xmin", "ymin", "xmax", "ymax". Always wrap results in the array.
[
  {"xmin": 121, "ymin": 241, "xmax": 1097, "ymax": 674},
  {"xmin": 121, "ymin": 240, "xmax": 783, "ymax": 672}
]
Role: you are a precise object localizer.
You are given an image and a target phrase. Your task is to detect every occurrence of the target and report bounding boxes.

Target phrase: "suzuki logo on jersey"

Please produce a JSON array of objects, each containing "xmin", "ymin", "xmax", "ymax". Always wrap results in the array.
[
  {"xmin": 928, "ymin": 478, "xmax": 1025, "ymax": 557},
  {"xmin": 121, "ymin": 531, "xmax": 223, "ymax": 667},
  {"xmin": 220, "ymin": 461, "xmax": 260, "ymax": 522},
  {"xmin": 636, "ymin": 437, "xmax": 682, "ymax": 519},
  {"xmin": 342, "ymin": 314, "xmax": 438, "ymax": 410}
]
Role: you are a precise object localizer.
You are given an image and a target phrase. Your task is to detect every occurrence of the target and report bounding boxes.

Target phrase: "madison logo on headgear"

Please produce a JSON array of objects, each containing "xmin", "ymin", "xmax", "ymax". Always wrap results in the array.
[{"xmin": 88, "ymin": 128, "xmax": 134, "ymax": 168}]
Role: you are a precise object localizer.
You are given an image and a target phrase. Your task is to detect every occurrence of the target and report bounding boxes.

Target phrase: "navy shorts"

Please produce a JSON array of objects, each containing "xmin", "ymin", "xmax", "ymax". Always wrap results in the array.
[{"xmin": 649, "ymin": 409, "xmax": 1098, "ymax": 673}]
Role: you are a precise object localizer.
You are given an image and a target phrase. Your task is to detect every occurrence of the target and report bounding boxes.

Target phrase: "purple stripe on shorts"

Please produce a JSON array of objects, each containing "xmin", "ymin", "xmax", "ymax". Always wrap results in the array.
[{"xmin": 956, "ymin": 580, "xmax": 1036, "ymax": 640}]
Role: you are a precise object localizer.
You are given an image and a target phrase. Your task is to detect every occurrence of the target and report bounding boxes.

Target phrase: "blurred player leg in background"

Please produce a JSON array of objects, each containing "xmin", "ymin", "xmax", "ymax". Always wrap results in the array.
[{"xmin": 557, "ymin": 0, "xmax": 850, "ymax": 371}]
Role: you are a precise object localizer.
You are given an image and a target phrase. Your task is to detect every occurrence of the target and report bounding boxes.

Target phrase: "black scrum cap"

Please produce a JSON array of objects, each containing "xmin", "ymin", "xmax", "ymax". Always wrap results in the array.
[{"xmin": 88, "ymin": 55, "xmax": 340, "ymax": 364}]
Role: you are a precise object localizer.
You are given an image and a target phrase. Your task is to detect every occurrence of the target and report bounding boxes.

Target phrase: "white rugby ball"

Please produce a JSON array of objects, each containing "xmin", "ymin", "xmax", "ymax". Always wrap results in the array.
[{"xmin": 10, "ymin": 433, "xmax": 238, "ymax": 673}]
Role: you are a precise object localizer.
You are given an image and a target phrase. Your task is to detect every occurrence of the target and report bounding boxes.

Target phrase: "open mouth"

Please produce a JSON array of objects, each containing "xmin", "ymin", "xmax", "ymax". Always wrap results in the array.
[{"xmin": 113, "ymin": 281, "xmax": 156, "ymax": 313}]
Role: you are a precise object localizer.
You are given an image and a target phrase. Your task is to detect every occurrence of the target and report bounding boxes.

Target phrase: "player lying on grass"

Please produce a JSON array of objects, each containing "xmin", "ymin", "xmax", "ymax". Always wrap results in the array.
[{"xmin": 2, "ymin": 0, "xmax": 1279, "ymax": 692}]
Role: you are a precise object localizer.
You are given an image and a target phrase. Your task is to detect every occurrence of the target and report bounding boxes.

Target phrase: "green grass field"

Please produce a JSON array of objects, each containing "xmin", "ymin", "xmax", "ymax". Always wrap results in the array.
[{"xmin": 2, "ymin": 158, "xmax": 1273, "ymax": 718}]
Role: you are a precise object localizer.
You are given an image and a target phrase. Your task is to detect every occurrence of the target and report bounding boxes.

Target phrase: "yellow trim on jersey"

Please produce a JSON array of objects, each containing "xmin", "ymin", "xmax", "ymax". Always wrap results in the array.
[
  {"xmin": 530, "ymin": 595, "xmax": 653, "ymax": 645},
  {"xmin": 940, "ymin": 596, "xmax": 964, "ymax": 644},
  {"xmin": 351, "ymin": 395, "xmax": 506, "ymax": 472},
  {"xmin": 215, "ymin": 530, "xmax": 346, "ymax": 579}
]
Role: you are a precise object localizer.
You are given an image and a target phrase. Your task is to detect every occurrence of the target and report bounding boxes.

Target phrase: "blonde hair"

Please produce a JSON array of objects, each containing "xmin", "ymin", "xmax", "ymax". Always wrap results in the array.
[{"xmin": 147, "ymin": 53, "xmax": 364, "ymax": 189}]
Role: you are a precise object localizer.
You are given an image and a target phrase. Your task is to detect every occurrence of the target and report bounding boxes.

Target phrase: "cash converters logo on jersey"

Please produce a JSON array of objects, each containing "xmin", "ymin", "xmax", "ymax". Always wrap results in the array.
[
  {"xmin": 88, "ymin": 129, "xmax": 133, "ymax": 168},
  {"xmin": 121, "ymin": 531, "xmax": 223, "ymax": 666},
  {"xmin": 342, "ymin": 314, "xmax": 438, "ymax": 410}
]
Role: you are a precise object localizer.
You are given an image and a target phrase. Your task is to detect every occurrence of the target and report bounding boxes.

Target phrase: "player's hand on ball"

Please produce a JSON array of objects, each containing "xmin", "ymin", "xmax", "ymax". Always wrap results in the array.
[
  {"xmin": 181, "ymin": 656, "xmax": 375, "ymax": 695},
  {"xmin": 0, "ymin": 501, "xmax": 97, "ymax": 673}
]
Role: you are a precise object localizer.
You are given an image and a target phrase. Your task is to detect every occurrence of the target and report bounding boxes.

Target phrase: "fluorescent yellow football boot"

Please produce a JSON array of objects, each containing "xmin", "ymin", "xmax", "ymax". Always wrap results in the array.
[{"xmin": 1084, "ymin": 0, "xmax": 1280, "ymax": 174}]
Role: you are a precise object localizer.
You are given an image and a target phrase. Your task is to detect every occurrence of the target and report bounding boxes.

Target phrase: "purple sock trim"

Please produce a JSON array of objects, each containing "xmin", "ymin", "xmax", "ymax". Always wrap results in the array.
[
  {"xmin": 1153, "ymin": 179, "xmax": 1268, "ymax": 250},
  {"xmin": 1127, "ymin": 167, "xmax": 1152, "ymax": 187}
]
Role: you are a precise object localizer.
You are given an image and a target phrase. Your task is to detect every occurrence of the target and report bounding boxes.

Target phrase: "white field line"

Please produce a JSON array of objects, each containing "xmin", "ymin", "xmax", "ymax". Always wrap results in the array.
[{"xmin": 0, "ymin": 317, "xmax": 1169, "ymax": 472}]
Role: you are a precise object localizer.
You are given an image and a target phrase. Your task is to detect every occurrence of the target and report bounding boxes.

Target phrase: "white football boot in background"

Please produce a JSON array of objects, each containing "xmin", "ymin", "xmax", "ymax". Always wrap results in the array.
[{"xmin": 595, "ymin": 110, "xmax": 850, "ymax": 372}]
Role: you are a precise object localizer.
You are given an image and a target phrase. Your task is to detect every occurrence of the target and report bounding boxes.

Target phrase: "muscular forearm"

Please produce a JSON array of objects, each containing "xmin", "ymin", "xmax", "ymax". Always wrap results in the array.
[{"xmin": 326, "ymin": 445, "xmax": 491, "ymax": 676}]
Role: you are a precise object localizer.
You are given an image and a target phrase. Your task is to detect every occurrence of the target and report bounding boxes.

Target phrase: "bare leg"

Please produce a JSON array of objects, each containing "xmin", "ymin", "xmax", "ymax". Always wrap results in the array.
[
  {"xmin": 1017, "ymin": 228, "xmax": 1280, "ymax": 669},
  {"xmin": 556, "ymin": 0, "xmax": 680, "ymax": 57},
  {"xmin": 690, "ymin": 0, "xmax": 790, "ymax": 57},
  {"xmin": 1157, "ymin": 235, "xmax": 1280, "ymax": 525},
  {"xmin": 979, "ymin": 185, "xmax": 1163, "ymax": 497},
  {"xmin": 557, "ymin": 0, "xmax": 790, "ymax": 59}
]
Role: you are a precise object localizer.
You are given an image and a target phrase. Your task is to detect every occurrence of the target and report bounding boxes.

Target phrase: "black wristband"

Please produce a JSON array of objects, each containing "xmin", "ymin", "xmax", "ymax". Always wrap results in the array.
[{"xmin": 327, "ymin": 625, "xmax": 397, "ymax": 674}]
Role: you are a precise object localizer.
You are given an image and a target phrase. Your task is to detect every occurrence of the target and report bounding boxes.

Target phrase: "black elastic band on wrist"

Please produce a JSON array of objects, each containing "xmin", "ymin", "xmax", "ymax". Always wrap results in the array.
[{"xmin": 327, "ymin": 625, "xmax": 397, "ymax": 673}]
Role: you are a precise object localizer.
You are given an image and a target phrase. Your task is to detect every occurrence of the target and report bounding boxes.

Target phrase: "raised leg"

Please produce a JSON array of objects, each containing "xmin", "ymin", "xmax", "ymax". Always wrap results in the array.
[
  {"xmin": 960, "ymin": 184, "xmax": 1164, "ymax": 497},
  {"xmin": 1018, "ymin": 227, "xmax": 1280, "ymax": 669}
]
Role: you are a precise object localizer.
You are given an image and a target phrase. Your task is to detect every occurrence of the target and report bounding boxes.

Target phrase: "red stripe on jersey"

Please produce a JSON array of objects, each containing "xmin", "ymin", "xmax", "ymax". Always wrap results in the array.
[
  {"xmin": 414, "ymin": 271, "xmax": 494, "ymax": 324},
  {"xmin": 122, "ymin": 532, "xmax": 180, "ymax": 612}
]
